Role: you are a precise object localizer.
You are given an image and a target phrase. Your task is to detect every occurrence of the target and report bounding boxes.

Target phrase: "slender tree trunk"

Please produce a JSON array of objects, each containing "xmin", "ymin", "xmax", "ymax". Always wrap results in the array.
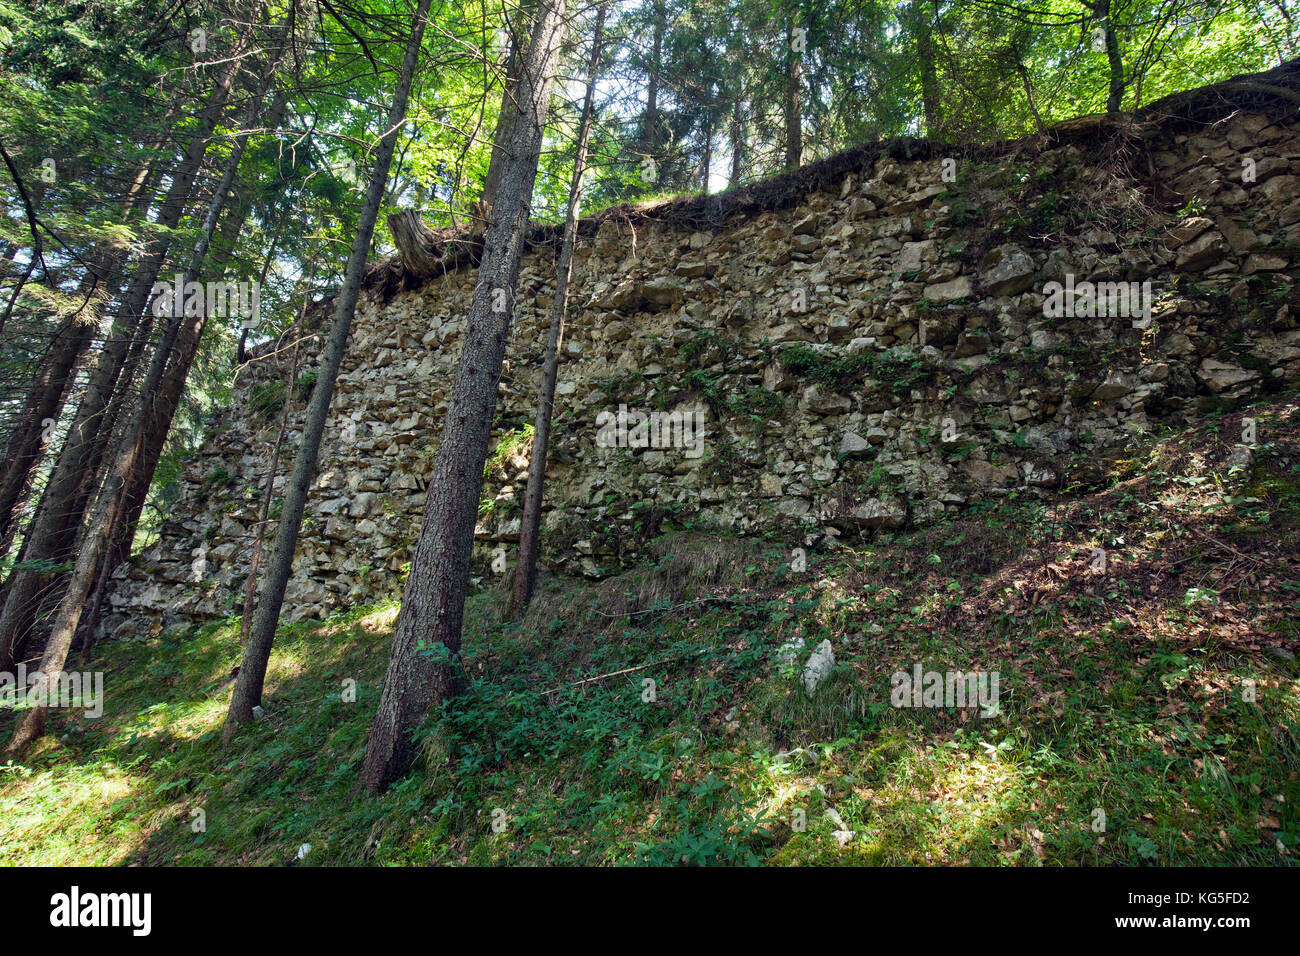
[
  {"xmin": 239, "ymin": 293, "xmax": 308, "ymax": 643},
  {"xmin": 730, "ymin": 95, "xmax": 745, "ymax": 187},
  {"xmin": 913, "ymin": 2, "xmax": 942, "ymax": 138},
  {"xmin": 481, "ymin": 32, "xmax": 522, "ymax": 214},
  {"xmin": 360, "ymin": 0, "xmax": 568, "ymax": 795},
  {"xmin": 511, "ymin": 1, "xmax": 605, "ymax": 618},
  {"xmin": 784, "ymin": 23, "xmax": 803, "ymax": 171},
  {"xmin": 0, "ymin": 309, "xmax": 96, "ymax": 557},
  {"xmin": 701, "ymin": 118, "xmax": 712, "ymax": 193},
  {"xmin": 1015, "ymin": 57, "xmax": 1046, "ymax": 133},
  {"xmin": 1092, "ymin": 0, "xmax": 1125, "ymax": 112},
  {"xmin": 641, "ymin": 3, "xmax": 664, "ymax": 164},
  {"xmin": 221, "ymin": 0, "xmax": 434, "ymax": 746}
]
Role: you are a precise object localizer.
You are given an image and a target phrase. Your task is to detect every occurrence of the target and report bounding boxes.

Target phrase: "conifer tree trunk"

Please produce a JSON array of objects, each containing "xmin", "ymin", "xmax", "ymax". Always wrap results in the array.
[
  {"xmin": 0, "ymin": 311, "xmax": 96, "ymax": 558},
  {"xmin": 1092, "ymin": 0, "xmax": 1125, "ymax": 112},
  {"xmin": 642, "ymin": 2, "xmax": 664, "ymax": 161},
  {"xmin": 912, "ymin": 1, "xmax": 942, "ymax": 138},
  {"xmin": 511, "ymin": 1, "xmax": 605, "ymax": 617},
  {"xmin": 730, "ymin": 95, "xmax": 745, "ymax": 186},
  {"xmin": 481, "ymin": 33, "xmax": 522, "ymax": 213},
  {"xmin": 701, "ymin": 117, "xmax": 712, "ymax": 193},
  {"xmin": 360, "ymin": 0, "xmax": 568, "ymax": 795},
  {"xmin": 221, "ymin": 0, "xmax": 434, "ymax": 746},
  {"xmin": 239, "ymin": 306, "xmax": 305, "ymax": 644},
  {"xmin": 784, "ymin": 22, "xmax": 803, "ymax": 170}
]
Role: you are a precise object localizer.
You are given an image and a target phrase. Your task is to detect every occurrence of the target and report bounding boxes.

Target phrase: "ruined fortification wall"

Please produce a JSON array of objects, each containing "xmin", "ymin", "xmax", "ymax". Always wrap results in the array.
[{"xmin": 101, "ymin": 76, "xmax": 1300, "ymax": 637}]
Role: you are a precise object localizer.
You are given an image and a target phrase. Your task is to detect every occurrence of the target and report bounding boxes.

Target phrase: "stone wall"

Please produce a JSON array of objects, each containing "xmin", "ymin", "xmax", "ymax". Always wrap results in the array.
[{"xmin": 101, "ymin": 83, "xmax": 1300, "ymax": 637}]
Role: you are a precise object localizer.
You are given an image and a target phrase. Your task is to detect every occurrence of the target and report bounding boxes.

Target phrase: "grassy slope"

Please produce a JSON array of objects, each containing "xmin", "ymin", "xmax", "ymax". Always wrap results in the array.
[{"xmin": 3, "ymin": 393, "xmax": 1299, "ymax": 866}]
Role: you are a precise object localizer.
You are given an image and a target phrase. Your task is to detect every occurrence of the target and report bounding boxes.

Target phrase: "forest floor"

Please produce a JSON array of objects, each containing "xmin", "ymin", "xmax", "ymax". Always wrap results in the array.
[{"xmin": 3, "ymin": 390, "xmax": 1300, "ymax": 866}]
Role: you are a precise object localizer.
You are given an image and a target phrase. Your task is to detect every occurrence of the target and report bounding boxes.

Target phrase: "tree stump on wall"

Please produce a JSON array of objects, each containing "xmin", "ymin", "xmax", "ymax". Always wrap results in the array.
[{"xmin": 388, "ymin": 209, "xmax": 443, "ymax": 278}]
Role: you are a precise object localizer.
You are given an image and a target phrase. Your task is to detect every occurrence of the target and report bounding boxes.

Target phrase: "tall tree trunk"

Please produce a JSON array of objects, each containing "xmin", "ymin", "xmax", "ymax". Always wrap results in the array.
[
  {"xmin": 481, "ymin": 31, "xmax": 522, "ymax": 214},
  {"xmin": 1015, "ymin": 57, "xmax": 1046, "ymax": 133},
  {"xmin": 730, "ymin": 95, "xmax": 745, "ymax": 187},
  {"xmin": 360, "ymin": 0, "xmax": 568, "ymax": 795},
  {"xmin": 701, "ymin": 117, "xmax": 712, "ymax": 193},
  {"xmin": 0, "ymin": 308, "xmax": 97, "ymax": 558},
  {"xmin": 913, "ymin": 2, "xmax": 942, "ymax": 138},
  {"xmin": 239, "ymin": 304, "xmax": 306, "ymax": 644},
  {"xmin": 221, "ymin": 0, "xmax": 434, "ymax": 746},
  {"xmin": 641, "ymin": 2, "xmax": 664, "ymax": 164},
  {"xmin": 1092, "ymin": 0, "xmax": 1125, "ymax": 112},
  {"xmin": 511, "ymin": 1, "xmax": 605, "ymax": 618},
  {"xmin": 784, "ymin": 23, "xmax": 803, "ymax": 171}
]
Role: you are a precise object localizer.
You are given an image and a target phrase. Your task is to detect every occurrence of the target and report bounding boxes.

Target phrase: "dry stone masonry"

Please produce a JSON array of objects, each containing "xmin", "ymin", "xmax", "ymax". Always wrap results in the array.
[{"xmin": 101, "ymin": 81, "xmax": 1300, "ymax": 638}]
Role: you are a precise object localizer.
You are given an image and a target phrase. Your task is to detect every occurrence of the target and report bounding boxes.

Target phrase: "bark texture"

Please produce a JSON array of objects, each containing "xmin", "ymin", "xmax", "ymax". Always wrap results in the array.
[
  {"xmin": 785, "ymin": 23, "xmax": 803, "ymax": 171},
  {"xmin": 360, "ymin": 0, "xmax": 568, "ymax": 795}
]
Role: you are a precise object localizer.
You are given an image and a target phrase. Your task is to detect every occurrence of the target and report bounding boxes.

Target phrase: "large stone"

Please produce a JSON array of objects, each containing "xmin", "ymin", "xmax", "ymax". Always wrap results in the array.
[
  {"xmin": 801, "ymin": 384, "xmax": 852, "ymax": 414},
  {"xmin": 981, "ymin": 244, "xmax": 1036, "ymax": 296},
  {"xmin": 845, "ymin": 197, "xmax": 877, "ymax": 220},
  {"xmin": 1175, "ymin": 231, "xmax": 1226, "ymax": 271},
  {"xmin": 767, "ymin": 322, "xmax": 814, "ymax": 343},
  {"xmin": 962, "ymin": 460, "xmax": 1020, "ymax": 488},
  {"xmin": 803, "ymin": 640, "xmax": 835, "ymax": 695},
  {"xmin": 1092, "ymin": 371, "xmax": 1137, "ymax": 401},
  {"xmin": 1243, "ymin": 253, "xmax": 1287, "ymax": 274},
  {"xmin": 923, "ymin": 276, "xmax": 973, "ymax": 303},
  {"xmin": 776, "ymin": 498, "xmax": 811, "ymax": 517},
  {"xmin": 839, "ymin": 431, "xmax": 872, "ymax": 456},
  {"xmin": 675, "ymin": 259, "xmax": 713, "ymax": 277},
  {"xmin": 597, "ymin": 278, "xmax": 643, "ymax": 310},
  {"xmin": 1198, "ymin": 357, "xmax": 1259, "ymax": 392},
  {"xmin": 897, "ymin": 239, "xmax": 936, "ymax": 275},
  {"xmin": 791, "ymin": 233, "xmax": 821, "ymax": 253},
  {"xmin": 827, "ymin": 496, "xmax": 906, "ymax": 530},
  {"xmin": 640, "ymin": 277, "xmax": 684, "ymax": 306},
  {"xmin": 1219, "ymin": 220, "xmax": 1259, "ymax": 254},
  {"xmin": 764, "ymin": 362, "xmax": 797, "ymax": 392},
  {"xmin": 1260, "ymin": 175, "xmax": 1300, "ymax": 202},
  {"xmin": 1163, "ymin": 216, "xmax": 1214, "ymax": 250},
  {"xmin": 349, "ymin": 492, "xmax": 379, "ymax": 518}
]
